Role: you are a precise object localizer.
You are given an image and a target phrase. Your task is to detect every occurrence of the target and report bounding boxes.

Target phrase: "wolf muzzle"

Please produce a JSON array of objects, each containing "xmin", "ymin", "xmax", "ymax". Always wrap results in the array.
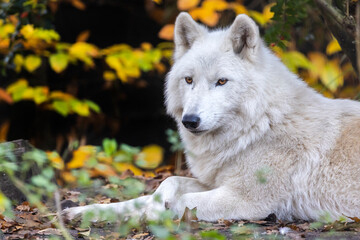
[{"xmin": 182, "ymin": 114, "xmax": 201, "ymax": 130}]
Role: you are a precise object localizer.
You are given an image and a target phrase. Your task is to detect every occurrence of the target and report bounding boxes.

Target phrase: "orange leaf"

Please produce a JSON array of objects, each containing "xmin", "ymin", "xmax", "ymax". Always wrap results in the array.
[
  {"xmin": 0, "ymin": 88, "xmax": 13, "ymax": 104},
  {"xmin": 0, "ymin": 121, "xmax": 9, "ymax": 142},
  {"xmin": 158, "ymin": 24, "xmax": 174, "ymax": 41},
  {"xmin": 177, "ymin": 0, "xmax": 200, "ymax": 10},
  {"xmin": 71, "ymin": 0, "xmax": 86, "ymax": 10},
  {"xmin": 89, "ymin": 164, "xmax": 117, "ymax": 177},
  {"xmin": 76, "ymin": 30, "xmax": 90, "ymax": 42}
]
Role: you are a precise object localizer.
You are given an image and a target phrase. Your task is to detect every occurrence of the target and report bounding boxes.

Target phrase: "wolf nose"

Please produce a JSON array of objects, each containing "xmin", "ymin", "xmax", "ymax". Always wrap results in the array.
[{"xmin": 182, "ymin": 114, "xmax": 201, "ymax": 129}]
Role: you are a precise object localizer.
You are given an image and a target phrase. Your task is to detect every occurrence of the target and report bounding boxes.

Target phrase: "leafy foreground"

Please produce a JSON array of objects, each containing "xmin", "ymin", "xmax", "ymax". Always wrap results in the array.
[{"xmin": 3, "ymin": 170, "xmax": 360, "ymax": 240}]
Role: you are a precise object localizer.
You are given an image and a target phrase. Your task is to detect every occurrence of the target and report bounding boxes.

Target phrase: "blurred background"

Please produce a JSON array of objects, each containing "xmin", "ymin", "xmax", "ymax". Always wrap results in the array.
[{"xmin": 0, "ymin": 0, "xmax": 359, "ymax": 173}]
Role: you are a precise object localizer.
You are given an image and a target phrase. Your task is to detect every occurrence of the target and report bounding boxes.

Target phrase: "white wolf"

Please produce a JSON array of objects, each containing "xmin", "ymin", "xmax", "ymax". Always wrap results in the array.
[{"xmin": 64, "ymin": 13, "xmax": 360, "ymax": 222}]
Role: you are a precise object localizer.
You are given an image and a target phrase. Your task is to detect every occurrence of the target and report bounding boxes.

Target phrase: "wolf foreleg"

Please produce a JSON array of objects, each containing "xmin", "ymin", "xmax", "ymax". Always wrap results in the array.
[
  {"xmin": 170, "ymin": 186, "xmax": 273, "ymax": 221},
  {"xmin": 63, "ymin": 176, "xmax": 209, "ymax": 221}
]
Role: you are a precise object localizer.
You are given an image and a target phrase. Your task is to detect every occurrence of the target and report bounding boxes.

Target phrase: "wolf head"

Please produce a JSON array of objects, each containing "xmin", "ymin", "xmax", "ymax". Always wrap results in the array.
[{"xmin": 165, "ymin": 13, "xmax": 292, "ymax": 140}]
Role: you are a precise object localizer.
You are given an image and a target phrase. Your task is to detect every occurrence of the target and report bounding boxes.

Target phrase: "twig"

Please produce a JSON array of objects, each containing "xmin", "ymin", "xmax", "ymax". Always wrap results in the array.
[
  {"xmin": 8, "ymin": 174, "xmax": 74, "ymax": 240},
  {"xmin": 55, "ymin": 189, "xmax": 74, "ymax": 240}
]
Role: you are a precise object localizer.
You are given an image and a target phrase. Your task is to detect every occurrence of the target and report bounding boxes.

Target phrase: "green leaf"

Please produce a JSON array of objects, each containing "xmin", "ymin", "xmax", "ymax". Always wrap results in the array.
[
  {"xmin": 53, "ymin": 100, "xmax": 70, "ymax": 116},
  {"xmin": 281, "ymin": 51, "xmax": 312, "ymax": 73},
  {"xmin": 103, "ymin": 138, "xmax": 117, "ymax": 156},
  {"xmin": 84, "ymin": 99, "xmax": 101, "ymax": 113},
  {"xmin": 121, "ymin": 178, "xmax": 145, "ymax": 197},
  {"xmin": 49, "ymin": 52, "xmax": 69, "ymax": 73},
  {"xmin": 200, "ymin": 230, "xmax": 226, "ymax": 240},
  {"xmin": 70, "ymin": 99, "xmax": 90, "ymax": 116},
  {"xmin": 31, "ymin": 175, "xmax": 49, "ymax": 187}
]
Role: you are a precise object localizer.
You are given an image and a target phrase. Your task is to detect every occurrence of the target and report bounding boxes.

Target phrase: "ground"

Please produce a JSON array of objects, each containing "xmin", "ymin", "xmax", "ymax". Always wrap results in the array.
[{"xmin": 2, "ymin": 169, "xmax": 360, "ymax": 239}]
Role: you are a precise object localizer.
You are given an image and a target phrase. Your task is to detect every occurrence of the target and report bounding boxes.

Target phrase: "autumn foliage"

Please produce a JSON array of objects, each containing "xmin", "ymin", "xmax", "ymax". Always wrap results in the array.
[{"xmin": 0, "ymin": 0, "xmax": 359, "ymax": 238}]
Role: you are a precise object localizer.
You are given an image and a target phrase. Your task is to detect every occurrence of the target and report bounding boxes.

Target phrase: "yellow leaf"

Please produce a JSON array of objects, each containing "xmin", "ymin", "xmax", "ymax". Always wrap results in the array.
[
  {"xmin": 0, "ymin": 23, "xmax": 15, "ymax": 38},
  {"xmin": 158, "ymin": 24, "xmax": 174, "ymax": 41},
  {"xmin": 190, "ymin": 8, "xmax": 219, "ymax": 27},
  {"xmin": 0, "ymin": 192, "xmax": 11, "ymax": 214},
  {"xmin": 13, "ymin": 54, "xmax": 24, "ymax": 73},
  {"xmin": 229, "ymin": 3, "xmax": 248, "ymax": 15},
  {"xmin": 281, "ymin": 51, "xmax": 312, "ymax": 73},
  {"xmin": 177, "ymin": 0, "xmax": 200, "ymax": 10},
  {"xmin": 320, "ymin": 59, "xmax": 343, "ymax": 92},
  {"xmin": 105, "ymin": 55, "xmax": 128, "ymax": 82},
  {"xmin": 101, "ymin": 44, "xmax": 131, "ymax": 55},
  {"xmin": 69, "ymin": 42, "xmax": 98, "ymax": 66},
  {"xmin": 22, "ymin": 88, "xmax": 34, "ymax": 100},
  {"xmin": 49, "ymin": 91, "xmax": 74, "ymax": 100},
  {"xmin": 263, "ymin": 3, "xmax": 275, "ymax": 22},
  {"xmin": 249, "ymin": 3, "xmax": 274, "ymax": 26},
  {"xmin": 113, "ymin": 162, "xmax": 143, "ymax": 176},
  {"xmin": 103, "ymin": 71, "xmax": 117, "ymax": 81},
  {"xmin": 143, "ymin": 171, "xmax": 156, "ymax": 178},
  {"xmin": 24, "ymin": 55, "xmax": 42, "ymax": 72},
  {"xmin": 76, "ymin": 30, "xmax": 90, "ymax": 42},
  {"xmin": 326, "ymin": 37, "xmax": 342, "ymax": 55},
  {"xmin": 67, "ymin": 146, "xmax": 95, "ymax": 169},
  {"xmin": 20, "ymin": 24, "xmax": 35, "ymax": 39},
  {"xmin": 49, "ymin": 52, "xmax": 69, "ymax": 73},
  {"xmin": 153, "ymin": 0, "xmax": 162, "ymax": 4},
  {"xmin": 308, "ymin": 52, "xmax": 326, "ymax": 80},
  {"xmin": 72, "ymin": 101, "xmax": 90, "ymax": 116},
  {"xmin": 33, "ymin": 87, "xmax": 49, "ymax": 104},
  {"xmin": 46, "ymin": 151, "xmax": 64, "ymax": 170},
  {"xmin": 62, "ymin": 171, "xmax": 77, "ymax": 183},
  {"xmin": 136, "ymin": 145, "xmax": 163, "ymax": 169},
  {"xmin": 141, "ymin": 42, "xmax": 152, "ymax": 51},
  {"xmin": 249, "ymin": 10, "xmax": 266, "ymax": 26},
  {"xmin": 6, "ymin": 79, "xmax": 28, "ymax": 94},
  {"xmin": 124, "ymin": 66, "xmax": 141, "ymax": 78},
  {"xmin": 97, "ymin": 152, "xmax": 113, "ymax": 164},
  {"xmin": 202, "ymin": 0, "xmax": 228, "ymax": 11}
]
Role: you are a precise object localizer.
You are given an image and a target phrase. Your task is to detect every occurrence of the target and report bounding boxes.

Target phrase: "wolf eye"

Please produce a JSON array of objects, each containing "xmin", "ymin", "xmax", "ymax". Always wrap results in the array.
[
  {"xmin": 216, "ymin": 78, "xmax": 228, "ymax": 86},
  {"xmin": 185, "ymin": 76, "xmax": 193, "ymax": 84}
]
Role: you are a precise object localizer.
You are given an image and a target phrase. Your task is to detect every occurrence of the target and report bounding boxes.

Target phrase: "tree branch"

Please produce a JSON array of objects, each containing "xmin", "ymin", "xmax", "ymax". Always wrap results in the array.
[{"xmin": 314, "ymin": 0, "xmax": 358, "ymax": 76}]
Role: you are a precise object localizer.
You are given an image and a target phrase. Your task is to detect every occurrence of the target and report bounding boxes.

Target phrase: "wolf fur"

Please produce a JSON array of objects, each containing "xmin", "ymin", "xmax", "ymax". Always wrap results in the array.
[{"xmin": 63, "ymin": 13, "xmax": 360, "ymax": 222}]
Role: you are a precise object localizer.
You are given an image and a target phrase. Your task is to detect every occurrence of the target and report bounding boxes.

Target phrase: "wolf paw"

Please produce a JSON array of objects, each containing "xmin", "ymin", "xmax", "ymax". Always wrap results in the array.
[{"xmin": 62, "ymin": 206, "xmax": 88, "ymax": 222}]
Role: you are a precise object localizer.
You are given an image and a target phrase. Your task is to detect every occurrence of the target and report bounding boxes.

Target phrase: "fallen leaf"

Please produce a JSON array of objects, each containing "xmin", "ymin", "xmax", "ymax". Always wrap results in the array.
[{"xmin": 135, "ymin": 145, "xmax": 163, "ymax": 169}]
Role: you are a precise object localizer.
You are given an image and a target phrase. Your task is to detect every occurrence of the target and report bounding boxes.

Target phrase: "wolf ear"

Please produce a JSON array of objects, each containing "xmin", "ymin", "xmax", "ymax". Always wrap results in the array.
[
  {"xmin": 228, "ymin": 14, "xmax": 260, "ymax": 61},
  {"xmin": 174, "ymin": 12, "xmax": 206, "ymax": 60}
]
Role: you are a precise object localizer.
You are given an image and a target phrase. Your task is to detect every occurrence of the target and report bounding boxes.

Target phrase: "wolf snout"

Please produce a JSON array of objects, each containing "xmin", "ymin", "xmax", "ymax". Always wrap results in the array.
[{"xmin": 182, "ymin": 114, "xmax": 201, "ymax": 130}]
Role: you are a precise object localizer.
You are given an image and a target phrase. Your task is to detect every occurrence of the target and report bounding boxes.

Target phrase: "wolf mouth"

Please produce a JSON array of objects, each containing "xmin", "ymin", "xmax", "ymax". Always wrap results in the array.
[{"xmin": 190, "ymin": 130, "xmax": 207, "ymax": 135}]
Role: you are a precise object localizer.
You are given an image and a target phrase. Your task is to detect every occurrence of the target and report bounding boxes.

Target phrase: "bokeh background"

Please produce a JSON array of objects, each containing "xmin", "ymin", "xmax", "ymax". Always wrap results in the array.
[{"xmin": 0, "ymin": 0, "xmax": 359, "ymax": 177}]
